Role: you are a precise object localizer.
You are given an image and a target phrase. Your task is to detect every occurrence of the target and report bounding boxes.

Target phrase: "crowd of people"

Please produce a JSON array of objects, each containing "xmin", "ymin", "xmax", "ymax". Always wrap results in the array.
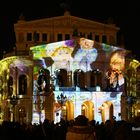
[{"xmin": 0, "ymin": 115, "xmax": 140, "ymax": 140}]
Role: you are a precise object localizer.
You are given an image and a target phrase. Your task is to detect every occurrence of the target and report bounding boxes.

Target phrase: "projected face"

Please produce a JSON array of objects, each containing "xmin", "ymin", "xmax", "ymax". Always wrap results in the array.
[
  {"xmin": 110, "ymin": 50, "xmax": 125, "ymax": 72},
  {"xmin": 73, "ymin": 38, "xmax": 98, "ymax": 72},
  {"xmin": 51, "ymin": 46, "xmax": 73, "ymax": 69},
  {"xmin": 107, "ymin": 49, "xmax": 125, "ymax": 87},
  {"xmin": 79, "ymin": 38, "xmax": 94, "ymax": 50}
]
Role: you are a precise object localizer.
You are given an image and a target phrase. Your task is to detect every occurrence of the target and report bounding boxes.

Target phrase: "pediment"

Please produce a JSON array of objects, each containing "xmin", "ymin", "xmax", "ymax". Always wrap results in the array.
[{"xmin": 15, "ymin": 15, "xmax": 119, "ymax": 30}]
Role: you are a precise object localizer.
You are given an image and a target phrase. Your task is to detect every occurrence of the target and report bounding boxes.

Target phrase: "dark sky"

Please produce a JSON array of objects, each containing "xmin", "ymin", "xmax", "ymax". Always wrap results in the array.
[{"xmin": 1, "ymin": 0, "xmax": 140, "ymax": 60}]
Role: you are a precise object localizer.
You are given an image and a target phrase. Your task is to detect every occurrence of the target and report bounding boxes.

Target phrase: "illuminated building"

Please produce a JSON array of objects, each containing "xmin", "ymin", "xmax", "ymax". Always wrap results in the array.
[
  {"xmin": 0, "ymin": 12, "xmax": 133, "ymax": 124},
  {"xmin": 4, "ymin": 11, "xmax": 120, "ymax": 58},
  {"xmin": 125, "ymin": 59, "xmax": 140, "ymax": 120},
  {"xmin": 0, "ymin": 38, "xmax": 127, "ymax": 124},
  {"xmin": 0, "ymin": 56, "xmax": 33, "ymax": 123}
]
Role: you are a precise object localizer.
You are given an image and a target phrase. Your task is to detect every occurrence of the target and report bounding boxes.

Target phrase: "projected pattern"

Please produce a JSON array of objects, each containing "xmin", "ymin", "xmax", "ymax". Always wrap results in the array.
[{"xmin": 30, "ymin": 38, "xmax": 125, "ymax": 123}]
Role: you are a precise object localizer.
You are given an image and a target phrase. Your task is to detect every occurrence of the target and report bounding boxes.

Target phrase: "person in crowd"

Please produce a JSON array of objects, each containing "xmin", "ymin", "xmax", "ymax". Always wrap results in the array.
[{"xmin": 66, "ymin": 115, "xmax": 96, "ymax": 140}]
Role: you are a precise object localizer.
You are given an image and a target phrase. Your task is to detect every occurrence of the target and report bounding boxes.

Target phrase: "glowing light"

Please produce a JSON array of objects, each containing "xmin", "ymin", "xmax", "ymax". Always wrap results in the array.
[
  {"xmin": 63, "ymin": 106, "xmax": 66, "ymax": 110},
  {"xmin": 96, "ymin": 86, "xmax": 101, "ymax": 91},
  {"xmin": 82, "ymin": 105, "xmax": 86, "ymax": 110},
  {"xmin": 129, "ymin": 59, "xmax": 140, "ymax": 69}
]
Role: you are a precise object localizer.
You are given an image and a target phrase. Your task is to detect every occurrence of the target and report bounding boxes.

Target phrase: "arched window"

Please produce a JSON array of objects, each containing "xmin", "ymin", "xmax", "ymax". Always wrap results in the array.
[
  {"xmin": 43, "ymin": 69, "xmax": 50, "ymax": 92},
  {"xmin": 56, "ymin": 69, "xmax": 67, "ymax": 87},
  {"xmin": 19, "ymin": 74, "xmax": 27, "ymax": 95},
  {"xmin": 90, "ymin": 70, "xmax": 97, "ymax": 87},
  {"xmin": 74, "ymin": 69, "xmax": 85, "ymax": 89},
  {"xmin": 8, "ymin": 76, "xmax": 13, "ymax": 96},
  {"xmin": 74, "ymin": 70, "xmax": 79, "ymax": 87},
  {"xmin": 37, "ymin": 68, "xmax": 50, "ymax": 92},
  {"xmin": 91, "ymin": 69, "xmax": 102, "ymax": 88},
  {"xmin": 96, "ymin": 69, "xmax": 102, "ymax": 87}
]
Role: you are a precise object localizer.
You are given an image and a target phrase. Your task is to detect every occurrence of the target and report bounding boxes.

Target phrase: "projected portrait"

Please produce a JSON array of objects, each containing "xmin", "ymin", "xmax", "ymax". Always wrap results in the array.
[
  {"xmin": 51, "ymin": 46, "xmax": 73, "ymax": 69},
  {"xmin": 106, "ymin": 49, "xmax": 126, "ymax": 91},
  {"xmin": 73, "ymin": 38, "xmax": 98, "ymax": 72}
]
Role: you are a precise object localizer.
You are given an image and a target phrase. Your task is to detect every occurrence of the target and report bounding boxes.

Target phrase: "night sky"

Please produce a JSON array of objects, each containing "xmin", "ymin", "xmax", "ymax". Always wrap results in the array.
[{"xmin": 1, "ymin": 0, "xmax": 140, "ymax": 60}]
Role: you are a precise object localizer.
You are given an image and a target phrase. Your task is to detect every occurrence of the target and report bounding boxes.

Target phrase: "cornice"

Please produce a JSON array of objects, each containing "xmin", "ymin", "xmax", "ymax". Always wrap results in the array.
[{"xmin": 14, "ymin": 15, "xmax": 119, "ymax": 31}]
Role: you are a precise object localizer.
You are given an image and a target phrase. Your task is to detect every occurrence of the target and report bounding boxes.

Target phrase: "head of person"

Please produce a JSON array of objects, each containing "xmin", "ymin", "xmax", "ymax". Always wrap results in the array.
[
  {"xmin": 110, "ymin": 49, "xmax": 125, "ymax": 73},
  {"xmin": 74, "ymin": 115, "xmax": 89, "ymax": 126},
  {"xmin": 79, "ymin": 38, "xmax": 94, "ymax": 50}
]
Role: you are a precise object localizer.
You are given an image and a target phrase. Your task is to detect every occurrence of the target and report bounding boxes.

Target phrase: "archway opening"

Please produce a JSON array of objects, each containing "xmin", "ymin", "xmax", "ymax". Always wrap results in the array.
[
  {"xmin": 81, "ymin": 101, "xmax": 94, "ymax": 121},
  {"xmin": 99, "ymin": 101, "xmax": 114, "ymax": 123}
]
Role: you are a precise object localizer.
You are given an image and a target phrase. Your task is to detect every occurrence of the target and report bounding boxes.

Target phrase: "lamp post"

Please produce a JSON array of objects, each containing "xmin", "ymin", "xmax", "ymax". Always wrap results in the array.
[{"xmin": 57, "ymin": 93, "xmax": 67, "ymax": 120}]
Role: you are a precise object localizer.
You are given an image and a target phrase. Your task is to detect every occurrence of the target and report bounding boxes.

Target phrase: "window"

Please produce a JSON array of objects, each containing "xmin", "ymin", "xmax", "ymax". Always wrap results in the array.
[
  {"xmin": 74, "ymin": 69, "xmax": 85, "ymax": 89},
  {"xmin": 102, "ymin": 35, "xmax": 107, "ymax": 43},
  {"xmin": 87, "ymin": 32, "xmax": 92, "ymax": 39},
  {"xmin": 27, "ymin": 33, "xmax": 32, "ymax": 41},
  {"xmin": 19, "ymin": 75, "xmax": 27, "ymax": 95},
  {"xmin": 65, "ymin": 34, "xmax": 70, "ymax": 40},
  {"xmin": 37, "ymin": 68, "xmax": 51, "ymax": 92},
  {"xmin": 90, "ymin": 69, "xmax": 102, "ymax": 88},
  {"xmin": 79, "ymin": 32, "xmax": 85, "ymax": 37},
  {"xmin": 56, "ymin": 69, "xmax": 67, "ymax": 87},
  {"xmin": 42, "ymin": 33, "xmax": 47, "ymax": 42},
  {"xmin": 57, "ymin": 34, "xmax": 62, "ymax": 41},
  {"xmin": 36, "ymin": 33, "xmax": 40, "ymax": 41},
  {"xmin": 8, "ymin": 76, "xmax": 13, "ymax": 96},
  {"xmin": 33, "ymin": 32, "xmax": 40, "ymax": 42},
  {"xmin": 95, "ymin": 35, "xmax": 99, "ymax": 42}
]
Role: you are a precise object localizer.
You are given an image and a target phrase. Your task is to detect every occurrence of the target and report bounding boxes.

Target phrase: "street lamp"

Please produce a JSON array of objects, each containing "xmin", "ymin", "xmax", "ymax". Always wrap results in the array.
[
  {"xmin": 57, "ymin": 93, "xmax": 67, "ymax": 120},
  {"xmin": 10, "ymin": 95, "xmax": 18, "ymax": 122},
  {"xmin": 57, "ymin": 93, "xmax": 67, "ymax": 106}
]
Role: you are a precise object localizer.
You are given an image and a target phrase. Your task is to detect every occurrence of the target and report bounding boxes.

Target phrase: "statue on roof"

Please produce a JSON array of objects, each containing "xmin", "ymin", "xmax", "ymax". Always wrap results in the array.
[
  {"xmin": 60, "ymin": 0, "xmax": 71, "ymax": 15},
  {"xmin": 18, "ymin": 13, "xmax": 25, "ymax": 21}
]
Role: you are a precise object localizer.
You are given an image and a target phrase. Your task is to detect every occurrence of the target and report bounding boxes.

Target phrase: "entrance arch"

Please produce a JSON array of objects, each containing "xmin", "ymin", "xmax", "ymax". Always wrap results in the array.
[
  {"xmin": 81, "ymin": 101, "xmax": 94, "ymax": 121},
  {"xmin": 99, "ymin": 101, "xmax": 114, "ymax": 123},
  {"xmin": 65, "ymin": 101, "xmax": 74, "ymax": 120},
  {"xmin": 54, "ymin": 100, "xmax": 74, "ymax": 122}
]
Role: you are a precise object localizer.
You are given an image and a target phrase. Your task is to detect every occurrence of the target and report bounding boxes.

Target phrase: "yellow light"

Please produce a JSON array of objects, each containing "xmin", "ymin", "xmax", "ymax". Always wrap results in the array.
[
  {"xmin": 82, "ymin": 106, "xmax": 86, "ymax": 110},
  {"xmin": 101, "ymin": 106, "xmax": 104, "ymax": 110},
  {"xmin": 129, "ymin": 59, "xmax": 140, "ymax": 69},
  {"xmin": 63, "ymin": 106, "xmax": 66, "ymax": 110}
]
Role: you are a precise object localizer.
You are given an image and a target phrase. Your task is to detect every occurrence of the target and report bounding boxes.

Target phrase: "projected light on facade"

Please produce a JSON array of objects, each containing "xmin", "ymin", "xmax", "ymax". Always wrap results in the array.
[{"xmin": 30, "ymin": 37, "xmax": 126, "ymax": 123}]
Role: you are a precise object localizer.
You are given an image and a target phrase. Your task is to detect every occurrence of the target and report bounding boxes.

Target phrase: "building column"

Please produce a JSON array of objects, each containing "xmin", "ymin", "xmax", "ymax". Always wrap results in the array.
[{"xmin": 45, "ymin": 92, "xmax": 54, "ymax": 121}]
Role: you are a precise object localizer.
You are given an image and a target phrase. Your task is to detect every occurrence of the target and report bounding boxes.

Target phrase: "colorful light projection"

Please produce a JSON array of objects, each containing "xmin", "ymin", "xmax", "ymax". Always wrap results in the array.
[
  {"xmin": 30, "ymin": 38, "xmax": 126, "ymax": 92},
  {"xmin": 0, "ymin": 56, "xmax": 33, "ymax": 94},
  {"xmin": 54, "ymin": 91, "xmax": 122, "ymax": 123},
  {"xmin": 30, "ymin": 38, "xmax": 126, "ymax": 123},
  {"xmin": 105, "ymin": 48, "xmax": 126, "ymax": 91}
]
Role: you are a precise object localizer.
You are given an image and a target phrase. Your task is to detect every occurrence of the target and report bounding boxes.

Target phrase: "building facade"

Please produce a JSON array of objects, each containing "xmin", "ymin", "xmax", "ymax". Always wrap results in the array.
[
  {"xmin": 5, "ymin": 11, "xmax": 120, "ymax": 57},
  {"xmin": 0, "ymin": 37, "xmax": 127, "ymax": 124},
  {"xmin": 1, "ymin": 12, "xmax": 135, "ymax": 124}
]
